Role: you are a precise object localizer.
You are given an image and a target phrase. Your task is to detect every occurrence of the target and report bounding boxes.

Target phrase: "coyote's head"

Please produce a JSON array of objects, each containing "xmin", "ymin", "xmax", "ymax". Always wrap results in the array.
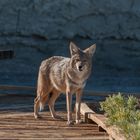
[{"xmin": 69, "ymin": 42, "xmax": 96, "ymax": 77}]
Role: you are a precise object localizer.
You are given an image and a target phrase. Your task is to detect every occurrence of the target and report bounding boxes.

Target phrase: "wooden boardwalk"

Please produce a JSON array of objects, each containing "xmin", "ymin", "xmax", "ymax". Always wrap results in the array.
[{"xmin": 0, "ymin": 94, "xmax": 109, "ymax": 140}]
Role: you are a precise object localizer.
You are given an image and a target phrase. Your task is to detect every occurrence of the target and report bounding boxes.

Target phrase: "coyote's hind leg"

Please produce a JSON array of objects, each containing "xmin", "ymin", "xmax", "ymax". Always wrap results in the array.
[
  {"xmin": 34, "ymin": 96, "xmax": 41, "ymax": 119},
  {"xmin": 48, "ymin": 90, "xmax": 61, "ymax": 119},
  {"xmin": 34, "ymin": 92, "xmax": 50, "ymax": 119}
]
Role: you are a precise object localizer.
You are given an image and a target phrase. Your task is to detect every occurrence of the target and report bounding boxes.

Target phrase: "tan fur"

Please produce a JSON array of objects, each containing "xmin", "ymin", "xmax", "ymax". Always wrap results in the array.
[{"xmin": 34, "ymin": 42, "xmax": 96, "ymax": 125}]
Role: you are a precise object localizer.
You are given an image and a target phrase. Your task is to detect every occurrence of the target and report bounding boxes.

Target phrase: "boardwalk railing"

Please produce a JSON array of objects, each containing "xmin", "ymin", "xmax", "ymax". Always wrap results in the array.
[
  {"xmin": 0, "ymin": 85, "xmax": 139, "ymax": 97},
  {"xmin": 0, "ymin": 85, "xmax": 35, "ymax": 91}
]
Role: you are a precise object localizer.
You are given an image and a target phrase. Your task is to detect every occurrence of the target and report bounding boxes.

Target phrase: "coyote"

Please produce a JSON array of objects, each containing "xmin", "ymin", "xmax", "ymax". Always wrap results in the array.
[{"xmin": 34, "ymin": 42, "xmax": 96, "ymax": 125}]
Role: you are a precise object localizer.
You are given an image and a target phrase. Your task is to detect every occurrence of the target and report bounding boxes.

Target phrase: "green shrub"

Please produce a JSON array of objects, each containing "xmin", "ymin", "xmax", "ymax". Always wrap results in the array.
[{"xmin": 100, "ymin": 93, "xmax": 140, "ymax": 140}]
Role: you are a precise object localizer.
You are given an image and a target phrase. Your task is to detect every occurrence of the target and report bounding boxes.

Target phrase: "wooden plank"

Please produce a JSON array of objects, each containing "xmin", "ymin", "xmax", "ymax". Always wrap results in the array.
[
  {"xmin": 0, "ymin": 95, "xmax": 109, "ymax": 139},
  {"xmin": 0, "ymin": 111, "xmax": 109, "ymax": 139},
  {"xmin": 0, "ymin": 50, "xmax": 14, "ymax": 59},
  {"xmin": 80, "ymin": 103, "xmax": 126, "ymax": 140}
]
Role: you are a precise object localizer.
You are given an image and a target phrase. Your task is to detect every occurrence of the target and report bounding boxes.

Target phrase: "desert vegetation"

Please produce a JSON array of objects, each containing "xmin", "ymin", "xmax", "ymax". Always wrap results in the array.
[{"xmin": 100, "ymin": 93, "xmax": 140, "ymax": 140}]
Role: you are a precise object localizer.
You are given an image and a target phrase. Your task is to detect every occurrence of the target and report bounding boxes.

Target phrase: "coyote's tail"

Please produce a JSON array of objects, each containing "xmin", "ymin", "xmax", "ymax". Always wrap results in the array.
[
  {"xmin": 37, "ymin": 68, "xmax": 49, "ymax": 111},
  {"xmin": 38, "ymin": 94, "xmax": 49, "ymax": 112},
  {"xmin": 39, "ymin": 101, "xmax": 44, "ymax": 111}
]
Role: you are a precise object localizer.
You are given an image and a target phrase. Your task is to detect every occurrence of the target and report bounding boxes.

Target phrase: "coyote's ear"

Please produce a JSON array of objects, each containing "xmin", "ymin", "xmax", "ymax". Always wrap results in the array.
[
  {"xmin": 84, "ymin": 44, "xmax": 96, "ymax": 57},
  {"xmin": 69, "ymin": 42, "xmax": 79, "ymax": 56}
]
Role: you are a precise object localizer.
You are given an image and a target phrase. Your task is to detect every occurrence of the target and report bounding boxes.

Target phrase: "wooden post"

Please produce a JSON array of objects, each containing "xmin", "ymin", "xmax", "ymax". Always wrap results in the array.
[{"xmin": 99, "ymin": 126, "xmax": 106, "ymax": 132}]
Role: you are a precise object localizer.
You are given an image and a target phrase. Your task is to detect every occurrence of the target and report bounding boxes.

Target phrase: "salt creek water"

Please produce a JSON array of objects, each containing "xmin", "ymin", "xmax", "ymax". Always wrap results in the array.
[{"xmin": 0, "ymin": 40, "xmax": 140, "ymax": 97}]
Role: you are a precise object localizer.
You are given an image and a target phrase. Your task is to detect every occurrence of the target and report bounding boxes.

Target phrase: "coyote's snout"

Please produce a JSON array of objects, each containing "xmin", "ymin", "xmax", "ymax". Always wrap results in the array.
[{"xmin": 34, "ymin": 42, "xmax": 96, "ymax": 125}]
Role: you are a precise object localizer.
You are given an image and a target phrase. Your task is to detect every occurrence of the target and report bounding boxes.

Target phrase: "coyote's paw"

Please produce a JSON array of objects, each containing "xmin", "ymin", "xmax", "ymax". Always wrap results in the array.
[
  {"xmin": 75, "ymin": 119, "xmax": 83, "ymax": 124},
  {"xmin": 52, "ymin": 115, "xmax": 63, "ymax": 120},
  {"xmin": 34, "ymin": 113, "xmax": 41, "ymax": 119},
  {"xmin": 67, "ymin": 120, "xmax": 74, "ymax": 126}
]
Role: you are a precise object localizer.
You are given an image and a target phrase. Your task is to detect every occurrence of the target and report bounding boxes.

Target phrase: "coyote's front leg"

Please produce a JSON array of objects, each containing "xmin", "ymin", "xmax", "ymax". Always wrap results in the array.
[
  {"xmin": 66, "ymin": 90, "xmax": 73, "ymax": 125},
  {"xmin": 75, "ymin": 89, "xmax": 82, "ymax": 124}
]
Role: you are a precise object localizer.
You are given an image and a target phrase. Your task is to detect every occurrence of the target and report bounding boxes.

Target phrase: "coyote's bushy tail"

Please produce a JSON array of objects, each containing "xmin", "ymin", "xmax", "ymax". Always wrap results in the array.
[
  {"xmin": 37, "ymin": 70, "xmax": 49, "ymax": 112},
  {"xmin": 39, "ymin": 101, "xmax": 44, "ymax": 111},
  {"xmin": 38, "ymin": 94, "xmax": 49, "ymax": 112}
]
